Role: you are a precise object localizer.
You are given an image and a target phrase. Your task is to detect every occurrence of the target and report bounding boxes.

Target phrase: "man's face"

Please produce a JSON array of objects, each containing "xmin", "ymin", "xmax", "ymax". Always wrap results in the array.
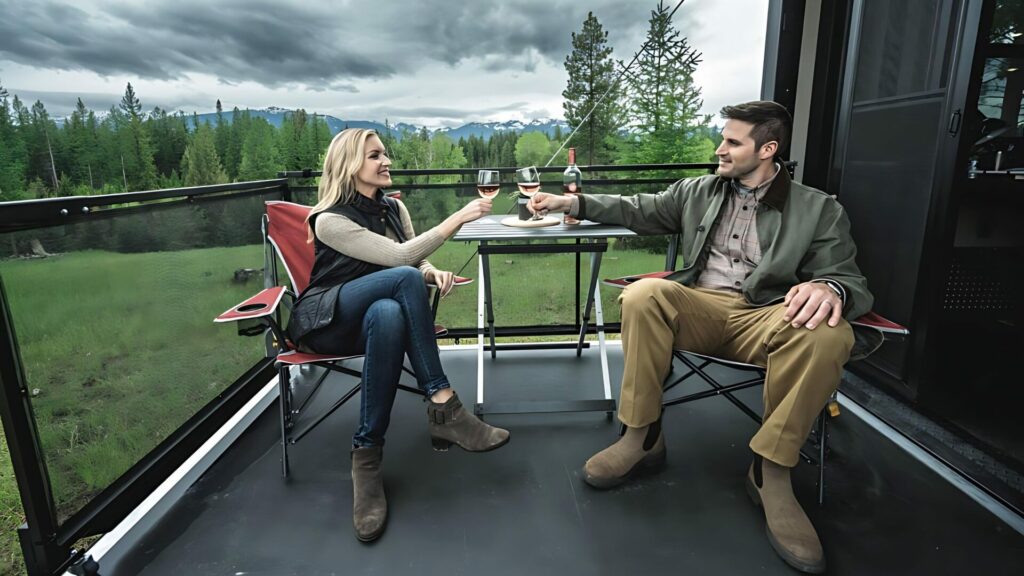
[{"xmin": 715, "ymin": 119, "xmax": 773, "ymax": 180}]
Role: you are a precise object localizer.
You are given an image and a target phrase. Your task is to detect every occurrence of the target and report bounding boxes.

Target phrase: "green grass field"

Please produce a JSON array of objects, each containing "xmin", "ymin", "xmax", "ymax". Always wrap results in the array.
[{"xmin": 0, "ymin": 239, "xmax": 667, "ymax": 574}]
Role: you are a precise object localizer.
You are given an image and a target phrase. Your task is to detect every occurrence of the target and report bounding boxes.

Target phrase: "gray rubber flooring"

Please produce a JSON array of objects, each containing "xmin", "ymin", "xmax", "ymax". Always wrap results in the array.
[{"xmin": 100, "ymin": 346, "xmax": 1024, "ymax": 575}]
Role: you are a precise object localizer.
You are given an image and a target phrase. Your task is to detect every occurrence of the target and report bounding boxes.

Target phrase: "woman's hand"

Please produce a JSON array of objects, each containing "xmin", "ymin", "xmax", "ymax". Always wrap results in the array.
[
  {"xmin": 428, "ymin": 268, "xmax": 456, "ymax": 297},
  {"xmin": 453, "ymin": 198, "xmax": 493, "ymax": 224},
  {"xmin": 437, "ymin": 198, "xmax": 494, "ymax": 238}
]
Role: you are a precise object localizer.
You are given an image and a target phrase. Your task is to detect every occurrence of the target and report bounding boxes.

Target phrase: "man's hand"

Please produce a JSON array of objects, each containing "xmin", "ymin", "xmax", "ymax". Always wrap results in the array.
[
  {"xmin": 782, "ymin": 282, "xmax": 843, "ymax": 330},
  {"xmin": 528, "ymin": 192, "xmax": 573, "ymax": 215},
  {"xmin": 428, "ymin": 269, "xmax": 456, "ymax": 297}
]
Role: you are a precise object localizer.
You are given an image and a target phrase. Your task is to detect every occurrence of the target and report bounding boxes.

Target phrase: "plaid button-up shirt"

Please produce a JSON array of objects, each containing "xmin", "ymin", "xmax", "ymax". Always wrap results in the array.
[{"xmin": 695, "ymin": 164, "xmax": 781, "ymax": 293}]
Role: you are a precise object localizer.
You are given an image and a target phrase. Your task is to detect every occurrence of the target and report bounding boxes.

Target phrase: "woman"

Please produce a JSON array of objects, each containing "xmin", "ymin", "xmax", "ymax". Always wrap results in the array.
[{"xmin": 288, "ymin": 128, "xmax": 510, "ymax": 543}]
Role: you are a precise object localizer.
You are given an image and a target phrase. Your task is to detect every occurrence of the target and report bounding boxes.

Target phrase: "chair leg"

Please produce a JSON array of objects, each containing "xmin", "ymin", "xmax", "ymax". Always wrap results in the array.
[
  {"xmin": 278, "ymin": 364, "xmax": 291, "ymax": 478},
  {"xmin": 431, "ymin": 287, "xmax": 441, "ymax": 321},
  {"xmin": 818, "ymin": 408, "xmax": 829, "ymax": 506}
]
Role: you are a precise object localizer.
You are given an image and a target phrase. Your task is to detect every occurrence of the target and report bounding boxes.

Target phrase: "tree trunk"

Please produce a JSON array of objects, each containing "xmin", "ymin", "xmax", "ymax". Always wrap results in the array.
[{"xmin": 29, "ymin": 238, "xmax": 49, "ymax": 257}]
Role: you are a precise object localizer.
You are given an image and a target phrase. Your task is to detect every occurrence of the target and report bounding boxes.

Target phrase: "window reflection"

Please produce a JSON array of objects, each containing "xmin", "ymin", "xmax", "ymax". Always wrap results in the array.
[{"xmin": 989, "ymin": 0, "xmax": 1024, "ymax": 44}]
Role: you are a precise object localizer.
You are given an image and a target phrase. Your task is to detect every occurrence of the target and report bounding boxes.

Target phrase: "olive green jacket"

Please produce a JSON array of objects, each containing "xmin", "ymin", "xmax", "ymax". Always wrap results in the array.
[{"xmin": 578, "ymin": 168, "xmax": 874, "ymax": 320}]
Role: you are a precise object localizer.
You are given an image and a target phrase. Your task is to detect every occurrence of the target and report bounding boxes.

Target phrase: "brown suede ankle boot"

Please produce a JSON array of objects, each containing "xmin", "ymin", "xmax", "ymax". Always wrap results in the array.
[
  {"xmin": 427, "ymin": 392, "xmax": 510, "ymax": 452},
  {"xmin": 746, "ymin": 454, "xmax": 825, "ymax": 574},
  {"xmin": 583, "ymin": 419, "xmax": 666, "ymax": 489},
  {"xmin": 351, "ymin": 446, "xmax": 386, "ymax": 542}
]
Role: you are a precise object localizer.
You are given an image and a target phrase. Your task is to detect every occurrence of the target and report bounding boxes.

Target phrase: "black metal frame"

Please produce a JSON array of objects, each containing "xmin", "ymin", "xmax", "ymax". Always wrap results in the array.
[
  {"xmin": 252, "ymin": 306, "xmax": 426, "ymax": 478},
  {"xmin": 0, "ymin": 179, "xmax": 289, "ymax": 234},
  {"xmin": 660, "ymin": 351, "xmax": 832, "ymax": 505}
]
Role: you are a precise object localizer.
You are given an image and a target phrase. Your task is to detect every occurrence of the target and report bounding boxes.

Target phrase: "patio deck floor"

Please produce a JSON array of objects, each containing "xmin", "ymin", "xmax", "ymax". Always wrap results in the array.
[{"xmin": 97, "ymin": 344, "xmax": 1024, "ymax": 575}]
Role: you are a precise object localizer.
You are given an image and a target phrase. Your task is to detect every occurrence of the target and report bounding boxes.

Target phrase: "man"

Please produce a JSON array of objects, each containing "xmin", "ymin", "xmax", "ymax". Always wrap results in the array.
[{"xmin": 529, "ymin": 101, "xmax": 872, "ymax": 574}]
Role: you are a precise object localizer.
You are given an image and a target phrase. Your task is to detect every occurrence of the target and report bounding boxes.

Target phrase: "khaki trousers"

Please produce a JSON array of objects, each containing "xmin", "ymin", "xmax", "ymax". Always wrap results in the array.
[{"xmin": 617, "ymin": 279, "xmax": 854, "ymax": 467}]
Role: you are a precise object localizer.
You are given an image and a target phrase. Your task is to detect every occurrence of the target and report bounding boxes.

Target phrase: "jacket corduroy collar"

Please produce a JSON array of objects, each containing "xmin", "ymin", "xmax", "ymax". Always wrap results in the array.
[
  {"xmin": 760, "ymin": 164, "xmax": 790, "ymax": 211},
  {"xmin": 720, "ymin": 163, "xmax": 790, "ymax": 212}
]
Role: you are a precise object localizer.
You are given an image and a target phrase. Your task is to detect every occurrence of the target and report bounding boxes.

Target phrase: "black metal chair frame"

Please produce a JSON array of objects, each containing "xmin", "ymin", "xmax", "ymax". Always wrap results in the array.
[{"xmin": 660, "ymin": 350, "xmax": 832, "ymax": 505}]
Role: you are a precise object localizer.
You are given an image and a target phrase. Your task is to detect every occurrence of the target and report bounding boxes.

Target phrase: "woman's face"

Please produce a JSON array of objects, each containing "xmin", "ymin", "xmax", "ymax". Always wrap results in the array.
[{"xmin": 354, "ymin": 135, "xmax": 392, "ymax": 195}]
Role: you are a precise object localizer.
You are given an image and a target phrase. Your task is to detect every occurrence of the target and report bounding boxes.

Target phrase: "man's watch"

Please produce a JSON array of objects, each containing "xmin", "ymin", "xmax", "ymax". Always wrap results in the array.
[{"xmin": 821, "ymin": 280, "xmax": 845, "ymax": 304}]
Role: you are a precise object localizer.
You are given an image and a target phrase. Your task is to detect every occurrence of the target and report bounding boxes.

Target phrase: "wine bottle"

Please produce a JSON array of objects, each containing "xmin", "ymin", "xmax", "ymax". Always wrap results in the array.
[{"xmin": 562, "ymin": 147, "xmax": 582, "ymax": 225}]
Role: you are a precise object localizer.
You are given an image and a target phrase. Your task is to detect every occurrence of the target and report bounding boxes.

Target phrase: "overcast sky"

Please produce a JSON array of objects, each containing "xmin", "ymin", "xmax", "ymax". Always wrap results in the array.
[{"xmin": 0, "ymin": 0, "xmax": 768, "ymax": 128}]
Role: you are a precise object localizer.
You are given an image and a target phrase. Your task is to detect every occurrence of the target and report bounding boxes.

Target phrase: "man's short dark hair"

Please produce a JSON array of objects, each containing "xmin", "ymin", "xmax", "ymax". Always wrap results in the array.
[{"xmin": 720, "ymin": 101, "xmax": 792, "ymax": 158}]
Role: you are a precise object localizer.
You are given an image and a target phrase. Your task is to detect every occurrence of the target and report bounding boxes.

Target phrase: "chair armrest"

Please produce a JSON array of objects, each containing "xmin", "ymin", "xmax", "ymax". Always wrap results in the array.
[
  {"xmin": 602, "ymin": 270, "xmax": 674, "ymax": 290},
  {"xmin": 214, "ymin": 286, "xmax": 288, "ymax": 323},
  {"xmin": 850, "ymin": 311, "xmax": 909, "ymax": 336}
]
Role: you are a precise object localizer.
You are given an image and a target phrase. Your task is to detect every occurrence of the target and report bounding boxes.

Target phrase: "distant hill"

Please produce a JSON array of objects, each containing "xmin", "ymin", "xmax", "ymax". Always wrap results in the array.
[{"xmin": 188, "ymin": 108, "xmax": 568, "ymax": 141}]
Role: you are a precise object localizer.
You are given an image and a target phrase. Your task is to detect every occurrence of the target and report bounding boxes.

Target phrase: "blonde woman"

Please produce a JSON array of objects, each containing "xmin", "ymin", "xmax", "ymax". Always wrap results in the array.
[{"xmin": 288, "ymin": 128, "xmax": 509, "ymax": 543}]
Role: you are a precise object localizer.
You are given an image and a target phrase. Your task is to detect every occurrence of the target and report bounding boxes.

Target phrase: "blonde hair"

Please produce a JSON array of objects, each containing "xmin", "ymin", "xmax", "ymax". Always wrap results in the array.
[{"xmin": 307, "ymin": 128, "xmax": 379, "ymax": 241}]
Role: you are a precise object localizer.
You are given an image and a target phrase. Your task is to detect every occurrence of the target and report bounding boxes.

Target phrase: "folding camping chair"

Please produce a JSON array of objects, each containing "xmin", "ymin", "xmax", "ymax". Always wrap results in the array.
[
  {"xmin": 603, "ymin": 269, "xmax": 908, "ymax": 505},
  {"xmin": 215, "ymin": 199, "xmax": 471, "ymax": 477}
]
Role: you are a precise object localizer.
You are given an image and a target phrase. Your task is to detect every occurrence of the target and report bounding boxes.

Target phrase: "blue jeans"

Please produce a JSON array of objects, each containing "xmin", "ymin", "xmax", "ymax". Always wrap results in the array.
[{"xmin": 301, "ymin": 266, "xmax": 451, "ymax": 447}]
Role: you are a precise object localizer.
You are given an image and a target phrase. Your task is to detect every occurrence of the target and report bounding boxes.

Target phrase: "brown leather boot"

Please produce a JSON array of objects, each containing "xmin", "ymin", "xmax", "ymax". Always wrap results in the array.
[
  {"xmin": 351, "ymin": 446, "xmax": 386, "ymax": 542},
  {"xmin": 746, "ymin": 454, "xmax": 825, "ymax": 574},
  {"xmin": 583, "ymin": 419, "xmax": 666, "ymax": 489},
  {"xmin": 427, "ymin": 392, "xmax": 510, "ymax": 452}
]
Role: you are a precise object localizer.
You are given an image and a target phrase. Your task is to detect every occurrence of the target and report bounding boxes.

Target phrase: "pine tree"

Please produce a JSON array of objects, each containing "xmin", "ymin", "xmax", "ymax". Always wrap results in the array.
[
  {"xmin": 562, "ymin": 11, "xmax": 623, "ymax": 165},
  {"xmin": 146, "ymin": 107, "xmax": 189, "ymax": 179},
  {"xmin": 299, "ymin": 113, "xmax": 331, "ymax": 169},
  {"xmin": 0, "ymin": 81, "xmax": 28, "ymax": 199},
  {"xmin": 116, "ymin": 83, "xmax": 158, "ymax": 190},
  {"xmin": 65, "ymin": 98, "xmax": 93, "ymax": 186},
  {"xmin": 237, "ymin": 118, "xmax": 279, "ymax": 181},
  {"xmin": 224, "ymin": 107, "xmax": 247, "ymax": 179},
  {"xmin": 214, "ymin": 99, "xmax": 233, "ymax": 177},
  {"xmin": 276, "ymin": 109, "xmax": 308, "ymax": 170},
  {"xmin": 620, "ymin": 2, "xmax": 712, "ymax": 164},
  {"xmin": 182, "ymin": 123, "xmax": 228, "ymax": 186},
  {"xmin": 27, "ymin": 100, "xmax": 60, "ymax": 194}
]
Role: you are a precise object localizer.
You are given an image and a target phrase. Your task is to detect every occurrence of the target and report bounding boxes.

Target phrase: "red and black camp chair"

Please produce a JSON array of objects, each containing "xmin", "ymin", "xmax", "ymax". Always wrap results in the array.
[
  {"xmin": 215, "ymin": 199, "xmax": 471, "ymax": 477},
  {"xmin": 603, "ymin": 269, "xmax": 908, "ymax": 504}
]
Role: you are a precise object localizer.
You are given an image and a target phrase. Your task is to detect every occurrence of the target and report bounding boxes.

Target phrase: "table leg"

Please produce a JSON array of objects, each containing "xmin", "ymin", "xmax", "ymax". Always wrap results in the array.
[
  {"xmin": 582, "ymin": 239, "xmax": 613, "ymax": 404},
  {"xmin": 480, "ymin": 241, "xmax": 497, "ymax": 359},
  {"xmin": 593, "ymin": 272, "xmax": 613, "ymax": 404},
  {"xmin": 476, "ymin": 254, "xmax": 486, "ymax": 408},
  {"xmin": 578, "ymin": 239, "xmax": 605, "ymax": 357}
]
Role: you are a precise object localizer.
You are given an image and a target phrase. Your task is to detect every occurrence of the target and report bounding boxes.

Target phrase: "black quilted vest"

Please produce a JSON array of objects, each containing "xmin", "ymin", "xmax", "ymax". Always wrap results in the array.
[{"xmin": 288, "ymin": 191, "xmax": 407, "ymax": 343}]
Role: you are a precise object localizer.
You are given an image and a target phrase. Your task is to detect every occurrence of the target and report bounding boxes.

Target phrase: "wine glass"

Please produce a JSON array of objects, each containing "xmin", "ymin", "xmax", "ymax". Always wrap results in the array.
[
  {"xmin": 515, "ymin": 166, "xmax": 543, "ymax": 220},
  {"xmin": 477, "ymin": 170, "xmax": 501, "ymax": 199}
]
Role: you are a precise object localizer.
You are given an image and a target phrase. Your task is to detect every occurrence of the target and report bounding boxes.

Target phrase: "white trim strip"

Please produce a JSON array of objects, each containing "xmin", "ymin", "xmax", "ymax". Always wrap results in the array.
[
  {"xmin": 71, "ymin": 378, "xmax": 279, "ymax": 571},
  {"xmin": 839, "ymin": 392, "xmax": 1024, "ymax": 536}
]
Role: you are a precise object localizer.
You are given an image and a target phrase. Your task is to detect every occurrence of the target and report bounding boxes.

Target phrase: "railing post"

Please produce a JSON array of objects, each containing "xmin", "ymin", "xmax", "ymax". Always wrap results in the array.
[{"xmin": 0, "ymin": 275, "xmax": 67, "ymax": 575}]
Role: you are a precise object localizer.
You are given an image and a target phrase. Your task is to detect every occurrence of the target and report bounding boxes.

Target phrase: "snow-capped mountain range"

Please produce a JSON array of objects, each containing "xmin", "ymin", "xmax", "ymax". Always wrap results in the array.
[{"xmin": 189, "ymin": 107, "xmax": 568, "ymax": 141}]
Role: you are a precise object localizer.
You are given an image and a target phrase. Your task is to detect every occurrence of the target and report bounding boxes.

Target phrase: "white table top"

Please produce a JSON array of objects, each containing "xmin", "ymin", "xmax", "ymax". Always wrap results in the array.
[{"xmin": 453, "ymin": 216, "xmax": 636, "ymax": 242}]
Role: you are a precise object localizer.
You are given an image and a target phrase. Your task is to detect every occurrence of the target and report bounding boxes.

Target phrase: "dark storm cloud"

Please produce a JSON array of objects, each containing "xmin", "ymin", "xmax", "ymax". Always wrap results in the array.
[
  {"xmin": 0, "ymin": 0, "xmax": 653, "ymax": 87},
  {"xmin": 8, "ymin": 88, "xmax": 211, "ymax": 118}
]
